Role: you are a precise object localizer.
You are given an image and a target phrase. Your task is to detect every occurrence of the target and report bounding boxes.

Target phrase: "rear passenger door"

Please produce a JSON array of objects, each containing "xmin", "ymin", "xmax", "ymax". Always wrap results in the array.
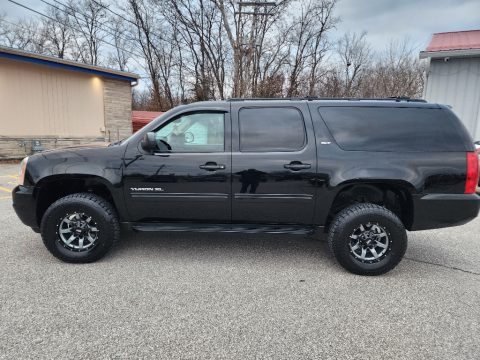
[{"xmin": 231, "ymin": 102, "xmax": 317, "ymax": 224}]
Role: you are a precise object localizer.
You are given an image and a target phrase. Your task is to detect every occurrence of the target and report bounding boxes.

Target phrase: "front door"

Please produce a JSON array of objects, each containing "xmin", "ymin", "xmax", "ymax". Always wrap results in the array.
[
  {"xmin": 123, "ymin": 110, "xmax": 231, "ymax": 223},
  {"xmin": 231, "ymin": 103, "xmax": 317, "ymax": 224}
]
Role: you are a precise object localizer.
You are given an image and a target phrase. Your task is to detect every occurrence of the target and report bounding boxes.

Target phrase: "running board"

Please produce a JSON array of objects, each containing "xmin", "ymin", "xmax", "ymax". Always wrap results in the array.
[{"xmin": 131, "ymin": 222, "xmax": 315, "ymax": 235}]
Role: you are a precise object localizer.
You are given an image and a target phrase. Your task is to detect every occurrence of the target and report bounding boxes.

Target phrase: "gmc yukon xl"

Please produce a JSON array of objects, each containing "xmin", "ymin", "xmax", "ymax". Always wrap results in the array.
[{"xmin": 12, "ymin": 98, "xmax": 480, "ymax": 275}]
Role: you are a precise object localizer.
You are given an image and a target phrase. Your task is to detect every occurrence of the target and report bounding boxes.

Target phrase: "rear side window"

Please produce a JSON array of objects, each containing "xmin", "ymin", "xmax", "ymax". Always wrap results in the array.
[
  {"xmin": 318, "ymin": 107, "xmax": 466, "ymax": 152},
  {"xmin": 239, "ymin": 107, "xmax": 306, "ymax": 152}
]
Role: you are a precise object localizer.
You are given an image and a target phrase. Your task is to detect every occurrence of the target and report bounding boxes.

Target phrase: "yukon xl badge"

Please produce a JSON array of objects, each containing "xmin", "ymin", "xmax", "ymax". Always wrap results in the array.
[{"xmin": 130, "ymin": 187, "xmax": 165, "ymax": 192}]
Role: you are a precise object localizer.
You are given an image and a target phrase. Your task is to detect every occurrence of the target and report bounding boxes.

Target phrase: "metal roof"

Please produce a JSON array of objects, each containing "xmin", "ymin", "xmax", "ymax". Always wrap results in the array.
[
  {"xmin": 420, "ymin": 30, "xmax": 480, "ymax": 59},
  {"xmin": 0, "ymin": 45, "xmax": 139, "ymax": 83},
  {"xmin": 132, "ymin": 111, "xmax": 163, "ymax": 132}
]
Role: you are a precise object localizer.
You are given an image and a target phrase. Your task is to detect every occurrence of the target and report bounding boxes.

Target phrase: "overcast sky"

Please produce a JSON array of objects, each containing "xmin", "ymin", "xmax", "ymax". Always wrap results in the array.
[
  {"xmin": 333, "ymin": 0, "xmax": 480, "ymax": 52},
  {"xmin": 3, "ymin": 0, "xmax": 480, "ymax": 54}
]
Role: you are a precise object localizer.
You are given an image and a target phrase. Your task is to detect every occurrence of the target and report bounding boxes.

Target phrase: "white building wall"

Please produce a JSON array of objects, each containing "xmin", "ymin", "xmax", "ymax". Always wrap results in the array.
[
  {"xmin": 0, "ymin": 58, "xmax": 105, "ymax": 137},
  {"xmin": 0, "ymin": 57, "xmax": 133, "ymax": 158},
  {"xmin": 424, "ymin": 57, "xmax": 480, "ymax": 141}
]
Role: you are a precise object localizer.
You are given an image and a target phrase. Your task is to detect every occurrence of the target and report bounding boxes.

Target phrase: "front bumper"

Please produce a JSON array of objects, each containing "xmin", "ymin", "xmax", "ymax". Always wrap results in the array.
[
  {"xmin": 411, "ymin": 193, "xmax": 480, "ymax": 231},
  {"xmin": 12, "ymin": 185, "xmax": 38, "ymax": 230}
]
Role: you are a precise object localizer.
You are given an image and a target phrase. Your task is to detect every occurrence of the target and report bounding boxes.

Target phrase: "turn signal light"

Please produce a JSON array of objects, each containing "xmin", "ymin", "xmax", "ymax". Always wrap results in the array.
[{"xmin": 18, "ymin": 157, "xmax": 28, "ymax": 186}]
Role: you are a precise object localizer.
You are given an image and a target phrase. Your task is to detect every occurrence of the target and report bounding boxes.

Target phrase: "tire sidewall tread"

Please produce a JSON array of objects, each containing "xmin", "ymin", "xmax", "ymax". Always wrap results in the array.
[
  {"xmin": 40, "ymin": 193, "xmax": 120, "ymax": 263},
  {"xmin": 327, "ymin": 203, "xmax": 407, "ymax": 276}
]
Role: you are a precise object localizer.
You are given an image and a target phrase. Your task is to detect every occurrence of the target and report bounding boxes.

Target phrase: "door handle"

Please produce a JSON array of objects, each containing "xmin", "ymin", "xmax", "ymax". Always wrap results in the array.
[
  {"xmin": 199, "ymin": 162, "xmax": 226, "ymax": 171},
  {"xmin": 284, "ymin": 161, "xmax": 311, "ymax": 171}
]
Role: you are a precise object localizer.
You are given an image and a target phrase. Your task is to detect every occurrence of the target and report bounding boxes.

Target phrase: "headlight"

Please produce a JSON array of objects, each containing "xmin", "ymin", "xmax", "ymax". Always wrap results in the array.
[{"xmin": 18, "ymin": 157, "xmax": 28, "ymax": 186}]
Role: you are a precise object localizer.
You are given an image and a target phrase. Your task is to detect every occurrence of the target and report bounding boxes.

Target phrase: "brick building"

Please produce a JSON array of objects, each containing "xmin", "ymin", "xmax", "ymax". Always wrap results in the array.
[{"xmin": 0, "ymin": 46, "xmax": 139, "ymax": 159}]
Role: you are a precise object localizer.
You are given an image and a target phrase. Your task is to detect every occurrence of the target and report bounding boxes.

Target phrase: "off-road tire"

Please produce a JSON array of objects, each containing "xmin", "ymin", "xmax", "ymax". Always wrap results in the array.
[
  {"xmin": 328, "ymin": 203, "xmax": 407, "ymax": 276},
  {"xmin": 40, "ymin": 193, "xmax": 120, "ymax": 263}
]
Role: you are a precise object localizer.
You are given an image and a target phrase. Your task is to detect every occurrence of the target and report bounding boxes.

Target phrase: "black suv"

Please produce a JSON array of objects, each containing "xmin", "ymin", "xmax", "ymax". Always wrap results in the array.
[{"xmin": 12, "ymin": 98, "xmax": 480, "ymax": 275}]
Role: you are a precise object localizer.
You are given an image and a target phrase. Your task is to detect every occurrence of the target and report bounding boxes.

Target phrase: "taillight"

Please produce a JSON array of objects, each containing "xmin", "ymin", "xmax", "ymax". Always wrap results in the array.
[{"xmin": 465, "ymin": 152, "xmax": 479, "ymax": 194}]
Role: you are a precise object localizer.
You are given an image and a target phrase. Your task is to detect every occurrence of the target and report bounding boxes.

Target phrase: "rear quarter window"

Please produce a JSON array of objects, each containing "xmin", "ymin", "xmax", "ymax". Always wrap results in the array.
[{"xmin": 318, "ymin": 106, "xmax": 467, "ymax": 152}]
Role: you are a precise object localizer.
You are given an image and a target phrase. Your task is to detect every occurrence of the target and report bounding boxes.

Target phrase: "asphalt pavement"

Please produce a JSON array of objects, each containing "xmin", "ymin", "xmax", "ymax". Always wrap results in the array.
[{"xmin": 0, "ymin": 162, "xmax": 479, "ymax": 359}]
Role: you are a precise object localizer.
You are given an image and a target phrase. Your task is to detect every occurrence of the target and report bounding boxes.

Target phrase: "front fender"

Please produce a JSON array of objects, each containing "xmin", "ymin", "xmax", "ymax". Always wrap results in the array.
[{"xmin": 24, "ymin": 145, "xmax": 127, "ymax": 222}]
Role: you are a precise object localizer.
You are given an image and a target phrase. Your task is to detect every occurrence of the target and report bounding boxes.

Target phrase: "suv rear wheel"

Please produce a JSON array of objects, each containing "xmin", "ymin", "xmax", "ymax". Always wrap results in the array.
[
  {"xmin": 40, "ymin": 193, "xmax": 120, "ymax": 263},
  {"xmin": 328, "ymin": 203, "xmax": 407, "ymax": 275}
]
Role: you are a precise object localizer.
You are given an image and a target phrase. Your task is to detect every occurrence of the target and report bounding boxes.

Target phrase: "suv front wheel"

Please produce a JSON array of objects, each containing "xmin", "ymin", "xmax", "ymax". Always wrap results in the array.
[
  {"xmin": 40, "ymin": 193, "xmax": 120, "ymax": 263},
  {"xmin": 328, "ymin": 203, "xmax": 407, "ymax": 275}
]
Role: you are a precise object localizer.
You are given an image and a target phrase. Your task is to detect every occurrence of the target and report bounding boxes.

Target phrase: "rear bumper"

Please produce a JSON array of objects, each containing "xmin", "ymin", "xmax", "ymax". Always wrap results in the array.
[
  {"xmin": 12, "ymin": 185, "xmax": 38, "ymax": 230},
  {"xmin": 411, "ymin": 193, "xmax": 480, "ymax": 231}
]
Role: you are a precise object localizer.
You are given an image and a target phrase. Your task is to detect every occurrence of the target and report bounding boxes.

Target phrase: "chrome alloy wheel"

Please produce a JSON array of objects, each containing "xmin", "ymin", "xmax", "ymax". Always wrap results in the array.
[
  {"xmin": 349, "ymin": 222, "xmax": 390, "ymax": 263},
  {"xmin": 57, "ymin": 212, "xmax": 99, "ymax": 252}
]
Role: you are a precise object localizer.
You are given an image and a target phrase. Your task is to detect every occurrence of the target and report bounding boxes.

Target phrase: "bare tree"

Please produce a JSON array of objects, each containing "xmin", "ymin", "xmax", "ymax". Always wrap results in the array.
[
  {"xmin": 364, "ymin": 38, "xmax": 425, "ymax": 98},
  {"xmin": 213, "ymin": 0, "xmax": 240, "ymax": 96},
  {"xmin": 106, "ymin": 14, "xmax": 131, "ymax": 71},
  {"xmin": 285, "ymin": 0, "xmax": 338, "ymax": 97},
  {"xmin": 214, "ymin": 0, "xmax": 290, "ymax": 97},
  {"xmin": 318, "ymin": 67, "xmax": 343, "ymax": 97},
  {"xmin": 0, "ymin": 18, "xmax": 43, "ymax": 52},
  {"xmin": 336, "ymin": 31, "xmax": 371, "ymax": 97},
  {"xmin": 166, "ymin": 0, "xmax": 227, "ymax": 100},
  {"xmin": 0, "ymin": 13, "xmax": 8, "ymax": 38},
  {"xmin": 254, "ymin": 25, "xmax": 290, "ymax": 97},
  {"xmin": 306, "ymin": 1, "xmax": 338, "ymax": 95},
  {"xmin": 41, "ymin": 6, "xmax": 73, "ymax": 59},
  {"xmin": 127, "ymin": 0, "xmax": 177, "ymax": 109},
  {"xmin": 0, "ymin": 0, "xmax": 426, "ymax": 108},
  {"xmin": 66, "ymin": 0, "xmax": 107, "ymax": 65},
  {"xmin": 127, "ymin": 0, "xmax": 162, "ymax": 109}
]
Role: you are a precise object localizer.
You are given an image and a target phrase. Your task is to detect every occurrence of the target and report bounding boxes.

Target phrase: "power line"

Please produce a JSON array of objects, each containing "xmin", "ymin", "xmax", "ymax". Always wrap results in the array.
[
  {"xmin": 41, "ymin": 0, "xmax": 147, "ymax": 70},
  {"xmin": 5, "ymin": 0, "xmax": 166, "ymax": 84},
  {"xmin": 50, "ymin": 0, "xmax": 131, "ymax": 43},
  {"xmin": 36, "ymin": 0, "xmax": 99, "ymax": 62},
  {"xmin": 0, "ymin": 17, "xmax": 36, "ymax": 33},
  {"xmin": 1, "ymin": 19, "xmax": 153, "ymax": 79},
  {"xmin": 7, "ymin": 0, "xmax": 145, "ymax": 63},
  {"xmin": 90, "ymin": 0, "xmax": 138, "ymax": 28},
  {"xmin": 39, "ymin": 0, "xmax": 140, "ymax": 57}
]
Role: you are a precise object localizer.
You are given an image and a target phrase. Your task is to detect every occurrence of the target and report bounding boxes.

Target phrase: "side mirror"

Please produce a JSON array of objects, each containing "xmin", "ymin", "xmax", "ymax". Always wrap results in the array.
[{"xmin": 141, "ymin": 132, "xmax": 157, "ymax": 153}]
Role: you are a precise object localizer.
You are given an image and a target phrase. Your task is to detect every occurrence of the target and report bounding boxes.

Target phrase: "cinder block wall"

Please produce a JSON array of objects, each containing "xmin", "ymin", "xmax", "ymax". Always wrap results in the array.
[
  {"xmin": 0, "ymin": 136, "xmax": 107, "ymax": 159},
  {"xmin": 103, "ymin": 79, "xmax": 133, "ymax": 142}
]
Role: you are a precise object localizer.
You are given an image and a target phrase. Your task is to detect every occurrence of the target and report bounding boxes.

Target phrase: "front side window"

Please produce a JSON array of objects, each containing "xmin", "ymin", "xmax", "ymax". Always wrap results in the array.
[
  {"xmin": 239, "ymin": 107, "xmax": 306, "ymax": 152},
  {"xmin": 155, "ymin": 112, "xmax": 224, "ymax": 152}
]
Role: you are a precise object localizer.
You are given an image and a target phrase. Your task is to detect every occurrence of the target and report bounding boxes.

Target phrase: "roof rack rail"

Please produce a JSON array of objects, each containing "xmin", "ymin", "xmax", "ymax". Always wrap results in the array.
[
  {"xmin": 385, "ymin": 96, "xmax": 427, "ymax": 103},
  {"xmin": 226, "ymin": 96, "xmax": 427, "ymax": 103}
]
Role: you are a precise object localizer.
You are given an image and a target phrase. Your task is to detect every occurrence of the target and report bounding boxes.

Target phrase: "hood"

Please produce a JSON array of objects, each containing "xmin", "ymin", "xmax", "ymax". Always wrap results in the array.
[
  {"xmin": 23, "ymin": 140, "xmax": 127, "ymax": 187},
  {"xmin": 60, "ymin": 142, "xmax": 111, "ymax": 149},
  {"xmin": 32, "ymin": 141, "xmax": 111, "ymax": 156},
  {"xmin": 28, "ymin": 141, "xmax": 124, "ymax": 162}
]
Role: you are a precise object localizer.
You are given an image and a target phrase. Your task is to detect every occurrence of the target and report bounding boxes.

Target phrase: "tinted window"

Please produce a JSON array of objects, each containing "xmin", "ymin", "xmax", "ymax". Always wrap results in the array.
[
  {"xmin": 239, "ymin": 107, "xmax": 306, "ymax": 152},
  {"xmin": 319, "ymin": 107, "xmax": 466, "ymax": 152},
  {"xmin": 155, "ymin": 112, "xmax": 224, "ymax": 152}
]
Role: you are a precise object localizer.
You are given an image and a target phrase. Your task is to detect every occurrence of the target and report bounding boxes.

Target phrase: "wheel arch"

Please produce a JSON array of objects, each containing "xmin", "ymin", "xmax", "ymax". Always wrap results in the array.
[
  {"xmin": 326, "ymin": 180, "xmax": 415, "ymax": 230},
  {"xmin": 35, "ymin": 174, "xmax": 125, "ymax": 227}
]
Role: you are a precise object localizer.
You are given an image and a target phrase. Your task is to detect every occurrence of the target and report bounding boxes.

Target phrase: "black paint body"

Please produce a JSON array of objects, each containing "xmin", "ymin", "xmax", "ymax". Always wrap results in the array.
[{"xmin": 12, "ymin": 100, "xmax": 480, "ymax": 233}]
